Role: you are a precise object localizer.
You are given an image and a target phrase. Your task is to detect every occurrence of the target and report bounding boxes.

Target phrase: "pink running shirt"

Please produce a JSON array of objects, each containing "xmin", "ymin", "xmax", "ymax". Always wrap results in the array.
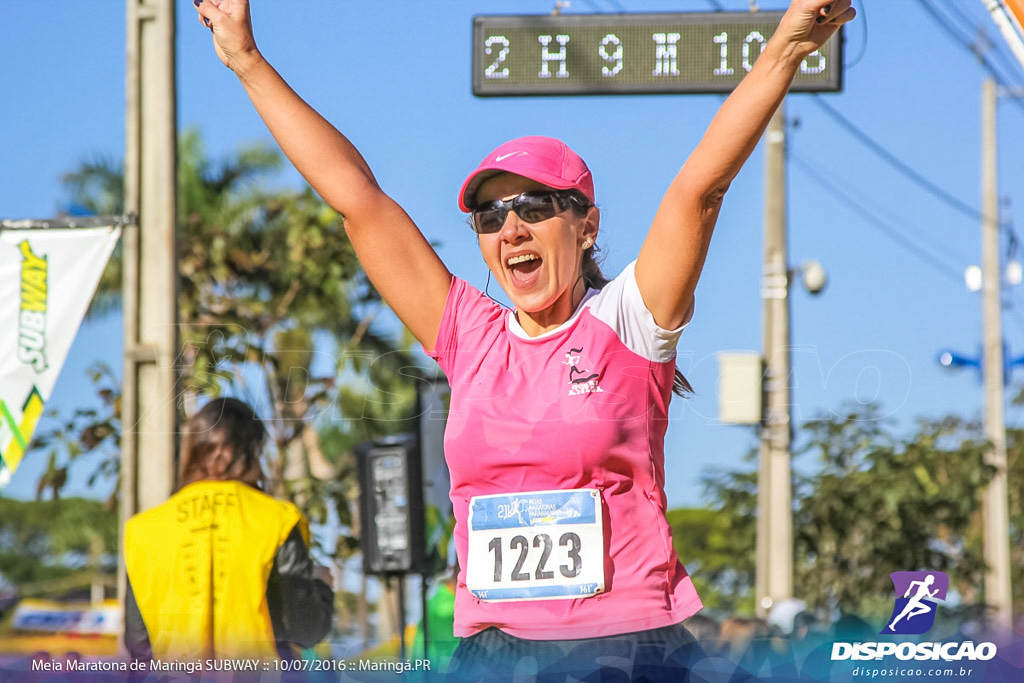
[{"xmin": 428, "ymin": 261, "xmax": 703, "ymax": 640}]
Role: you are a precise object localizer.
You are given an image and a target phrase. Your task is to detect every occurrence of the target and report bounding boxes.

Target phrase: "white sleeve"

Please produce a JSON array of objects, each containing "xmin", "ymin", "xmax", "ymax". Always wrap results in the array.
[{"xmin": 584, "ymin": 260, "xmax": 693, "ymax": 363}]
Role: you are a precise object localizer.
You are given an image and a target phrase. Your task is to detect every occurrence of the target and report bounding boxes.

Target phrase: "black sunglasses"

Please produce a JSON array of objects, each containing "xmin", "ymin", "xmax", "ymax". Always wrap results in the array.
[{"xmin": 470, "ymin": 190, "xmax": 588, "ymax": 234}]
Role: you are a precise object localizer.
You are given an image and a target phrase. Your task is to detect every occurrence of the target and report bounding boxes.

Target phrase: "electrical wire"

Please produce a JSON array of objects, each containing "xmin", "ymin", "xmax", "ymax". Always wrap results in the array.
[
  {"xmin": 1006, "ymin": 300, "xmax": 1024, "ymax": 340},
  {"xmin": 809, "ymin": 96, "xmax": 1004, "ymax": 228},
  {"xmin": 934, "ymin": 0, "xmax": 991, "ymax": 47},
  {"xmin": 789, "ymin": 151, "xmax": 967, "ymax": 286},
  {"xmin": 912, "ymin": 0, "xmax": 1024, "ymax": 116},
  {"xmin": 911, "ymin": 0, "xmax": 1024, "ymax": 387},
  {"xmin": 936, "ymin": 0, "xmax": 981, "ymax": 30},
  {"xmin": 934, "ymin": 0, "xmax": 1024, "ymax": 95},
  {"xmin": 794, "ymin": 145, "xmax": 1024, "ymax": 354},
  {"xmin": 1002, "ymin": 281, "xmax": 1024, "ymax": 354},
  {"xmin": 1001, "ymin": 210, "xmax": 1024, "ymax": 340}
]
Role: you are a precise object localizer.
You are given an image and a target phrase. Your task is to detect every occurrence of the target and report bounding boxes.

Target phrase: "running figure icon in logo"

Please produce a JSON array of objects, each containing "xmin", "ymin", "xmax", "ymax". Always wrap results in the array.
[
  {"xmin": 881, "ymin": 571, "xmax": 949, "ymax": 635},
  {"xmin": 563, "ymin": 347, "xmax": 603, "ymax": 396}
]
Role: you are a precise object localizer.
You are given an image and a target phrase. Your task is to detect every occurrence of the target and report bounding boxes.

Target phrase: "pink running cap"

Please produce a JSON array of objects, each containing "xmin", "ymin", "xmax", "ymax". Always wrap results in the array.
[{"xmin": 458, "ymin": 136, "xmax": 595, "ymax": 212}]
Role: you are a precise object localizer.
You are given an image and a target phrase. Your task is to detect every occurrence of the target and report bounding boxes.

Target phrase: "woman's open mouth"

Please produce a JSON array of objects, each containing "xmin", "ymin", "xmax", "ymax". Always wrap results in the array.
[{"xmin": 506, "ymin": 253, "xmax": 542, "ymax": 287}]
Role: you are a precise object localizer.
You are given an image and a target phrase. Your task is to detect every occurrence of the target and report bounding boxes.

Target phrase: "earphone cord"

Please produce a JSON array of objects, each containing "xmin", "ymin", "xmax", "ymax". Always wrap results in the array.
[{"xmin": 484, "ymin": 271, "xmax": 508, "ymax": 309}]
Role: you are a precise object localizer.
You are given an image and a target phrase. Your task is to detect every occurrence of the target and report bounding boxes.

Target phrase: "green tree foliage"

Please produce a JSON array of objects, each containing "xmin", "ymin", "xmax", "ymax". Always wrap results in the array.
[
  {"xmin": 1003, "ymin": 425, "xmax": 1024, "ymax": 620},
  {"xmin": 667, "ymin": 506, "xmax": 755, "ymax": 616},
  {"xmin": 29, "ymin": 363, "xmax": 121, "ymax": 507},
  {"xmin": 0, "ymin": 498, "xmax": 117, "ymax": 591},
  {"xmin": 691, "ymin": 454, "xmax": 761, "ymax": 619},
  {"xmin": 678, "ymin": 403, "xmax": 1009, "ymax": 623},
  {"xmin": 60, "ymin": 154, "xmax": 125, "ymax": 318},
  {"xmin": 792, "ymin": 406, "xmax": 992, "ymax": 618},
  {"xmin": 31, "ymin": 129, "xmax": 426, "ymax": 570}
]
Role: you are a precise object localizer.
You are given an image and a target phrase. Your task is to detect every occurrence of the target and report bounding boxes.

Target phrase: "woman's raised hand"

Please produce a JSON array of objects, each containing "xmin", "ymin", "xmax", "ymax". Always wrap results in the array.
[
  {"xmin": 194, "ymin": 0, "xmax": 262, "ymax": 76},
  {"xmin": 775, "ymin": 0, "xmax": 856, "ymax": 60}
]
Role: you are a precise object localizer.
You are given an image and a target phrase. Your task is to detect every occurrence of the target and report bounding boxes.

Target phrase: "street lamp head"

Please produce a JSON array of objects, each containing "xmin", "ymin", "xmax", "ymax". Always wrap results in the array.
[
  {"xmin": 964, "ymin": 265, "xmax": 983, "ymax": 292},
  {"xmin": 962, "ymin": 262, "xmax": 1021, "ymax": 291},
  {"xmin": 799, "ymin": 260, "xmax": 828, "ymax": 295},
  {"xmin": 1006, "ymin": 260, "xmax": 1022, "ymax": 286},
  {"xmin": 937, "ymin": 349, "xmax": 981, "ymax": 370}
]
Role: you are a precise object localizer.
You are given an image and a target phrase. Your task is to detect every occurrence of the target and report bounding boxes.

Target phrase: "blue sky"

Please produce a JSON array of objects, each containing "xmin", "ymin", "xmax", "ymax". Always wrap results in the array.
[{"xmin": 2, "ymin": 0, "xmax": 1023, "ymax": 508}]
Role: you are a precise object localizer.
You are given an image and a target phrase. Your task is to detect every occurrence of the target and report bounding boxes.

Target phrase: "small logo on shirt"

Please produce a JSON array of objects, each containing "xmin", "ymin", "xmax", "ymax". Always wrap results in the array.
[{"xmin": 564, "ymin": 347, "xmax": 603, "ymax": 396}]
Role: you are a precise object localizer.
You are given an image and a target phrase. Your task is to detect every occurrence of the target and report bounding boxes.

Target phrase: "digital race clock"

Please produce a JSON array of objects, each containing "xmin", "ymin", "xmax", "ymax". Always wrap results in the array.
[{"xmin": 473, "ymin": 11, "xmax": 843, "ymax": 96}]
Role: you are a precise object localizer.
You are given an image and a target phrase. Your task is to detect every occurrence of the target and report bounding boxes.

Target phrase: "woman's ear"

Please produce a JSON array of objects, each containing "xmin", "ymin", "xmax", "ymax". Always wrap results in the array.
[{"xmin": 581, "ymin": 206, "xmax": 600, "ymax": 247}]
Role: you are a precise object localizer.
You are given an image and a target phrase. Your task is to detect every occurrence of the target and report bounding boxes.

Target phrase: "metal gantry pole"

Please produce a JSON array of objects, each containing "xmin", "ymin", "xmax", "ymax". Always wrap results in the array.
[
  {"xmin": 757, "ymin": 103, "xmax": 793, "ymax": 617},
  {"xmin": 980, "ymin": 77, "xmax": 1013, "ymax": 631}
]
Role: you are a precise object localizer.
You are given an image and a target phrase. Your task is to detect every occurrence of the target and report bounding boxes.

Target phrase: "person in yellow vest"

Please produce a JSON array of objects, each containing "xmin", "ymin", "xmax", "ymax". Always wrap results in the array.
[{"xmin": 123, "ymin": 398, "xmax": 334, "ymax": 662}]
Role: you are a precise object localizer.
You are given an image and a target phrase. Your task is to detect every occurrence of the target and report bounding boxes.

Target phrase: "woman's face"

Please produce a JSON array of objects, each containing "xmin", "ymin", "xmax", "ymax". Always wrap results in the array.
[{"xmin": 475, "ymin": 173, "xmax": 598, "ymax": 335}]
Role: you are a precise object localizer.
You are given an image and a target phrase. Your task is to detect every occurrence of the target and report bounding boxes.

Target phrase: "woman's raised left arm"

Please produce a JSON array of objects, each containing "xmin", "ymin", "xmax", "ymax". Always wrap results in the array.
[{"xmin": 635, "ymin": 0, "xmax": 855, "ymax": 329}]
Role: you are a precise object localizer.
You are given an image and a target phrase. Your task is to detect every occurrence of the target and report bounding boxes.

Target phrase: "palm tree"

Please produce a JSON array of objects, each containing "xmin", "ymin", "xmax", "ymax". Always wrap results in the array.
[{"xmin": 35, "ymin": 128, "xmax": 424, "ymax": 561}]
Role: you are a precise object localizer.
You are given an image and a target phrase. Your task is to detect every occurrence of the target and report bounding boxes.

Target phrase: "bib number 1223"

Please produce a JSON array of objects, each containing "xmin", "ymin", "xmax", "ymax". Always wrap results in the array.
[{"xmin": 467, "ymin": 489, "xmax": 604, "ymax": 601}]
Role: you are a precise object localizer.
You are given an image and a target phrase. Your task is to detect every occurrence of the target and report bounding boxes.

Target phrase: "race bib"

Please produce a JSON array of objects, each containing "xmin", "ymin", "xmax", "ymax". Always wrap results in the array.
[{"xmin": 466, "ymin": 489, "xmax": 605, "ymax": 601}]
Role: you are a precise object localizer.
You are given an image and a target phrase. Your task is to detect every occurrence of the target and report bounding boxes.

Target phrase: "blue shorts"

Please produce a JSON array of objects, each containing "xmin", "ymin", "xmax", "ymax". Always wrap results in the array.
[{"xmin": 446, "ymin": 621, "xmax": 753, "ymax": 682}]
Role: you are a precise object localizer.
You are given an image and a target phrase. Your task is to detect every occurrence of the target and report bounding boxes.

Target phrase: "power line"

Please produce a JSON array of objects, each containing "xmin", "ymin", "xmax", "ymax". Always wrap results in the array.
[
  {"xmin": 1000, "ymin": 273, "xmax": 1024, "ymax": 361},
  {"xmin": 912, "ymin": 0, "xmax": 1024, "ymax": 116},
  {"xmin": 1005, "ymin": 293, "xmax": 1024, "ymax": 339},
  {"xmin": 790, "ymin": 151, "xmax": 967, "ymax": 286},
  {"xmin": 906, "ymin": 1, "xmax": 1024, "ymax": 265},
  {"xmin": 935, "ymin": 0, "xmax": 990, "ymax": 46},
  {"xmin": 934, "ymin": 0, "xmax": 1024, "ymax": 93},
  {"xmin": 809, "ymin": 96, "xmax": 1003, "ymax": 228},
  {"xmin": 790, "ymin": 147, "xmax": 968, "ymax": 276},
  {"xmin": 937, "ymin": 0, "xmax": 981, "ymax": 29},
  {"xmin": 1002, "ymin": 211, "xmax": 1024, "ymax": 340}
]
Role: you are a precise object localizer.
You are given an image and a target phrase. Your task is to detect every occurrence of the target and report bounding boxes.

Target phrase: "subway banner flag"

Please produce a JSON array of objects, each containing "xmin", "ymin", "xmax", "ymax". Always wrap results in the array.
[{"xmin": 0, "ymin": 226, "xmax": 120, "ymax": 488}]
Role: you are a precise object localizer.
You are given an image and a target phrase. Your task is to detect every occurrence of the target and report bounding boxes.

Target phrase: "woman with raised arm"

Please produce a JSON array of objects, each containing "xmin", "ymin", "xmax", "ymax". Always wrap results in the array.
[{"xmin": 194, "ymin": 1, "xmax": 854, "ymax": 679}]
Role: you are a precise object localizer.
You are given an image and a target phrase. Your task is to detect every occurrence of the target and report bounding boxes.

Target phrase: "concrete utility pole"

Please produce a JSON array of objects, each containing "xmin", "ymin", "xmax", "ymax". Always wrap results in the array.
[
  {"xmin": 980, "ymin": 77, "xmax": 1012, "ymax": 631},
  {"xmin": 119, "ymin": 0, "xmax": 179, "ymax": 606},
  {"xmin": 756, "ymin": 103, "xmax": 793, "ymax": 617}
]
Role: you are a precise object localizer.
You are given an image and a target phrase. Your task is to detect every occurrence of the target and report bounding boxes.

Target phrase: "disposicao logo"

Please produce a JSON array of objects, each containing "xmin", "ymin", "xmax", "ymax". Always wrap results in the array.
[
  {"xmin": 831, "ymin": 569, "xmax": 997, "ymax": 664},
  {"xmin": 881, "ymin": 570, "xmax": 948, "ymax": 635}
]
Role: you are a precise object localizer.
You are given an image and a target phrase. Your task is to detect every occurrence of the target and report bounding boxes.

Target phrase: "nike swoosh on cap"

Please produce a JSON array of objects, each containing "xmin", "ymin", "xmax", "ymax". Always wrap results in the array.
[{"xmin": 494, "ymin": 151, "xmax": 528, "ymax": 162}]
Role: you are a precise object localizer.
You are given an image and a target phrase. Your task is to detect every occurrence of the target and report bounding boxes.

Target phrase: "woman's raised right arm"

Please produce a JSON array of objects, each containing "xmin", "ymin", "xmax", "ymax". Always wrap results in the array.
[{"xmin": 195, "ymin": 0, "xmax": 452, "ymax": 349}]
